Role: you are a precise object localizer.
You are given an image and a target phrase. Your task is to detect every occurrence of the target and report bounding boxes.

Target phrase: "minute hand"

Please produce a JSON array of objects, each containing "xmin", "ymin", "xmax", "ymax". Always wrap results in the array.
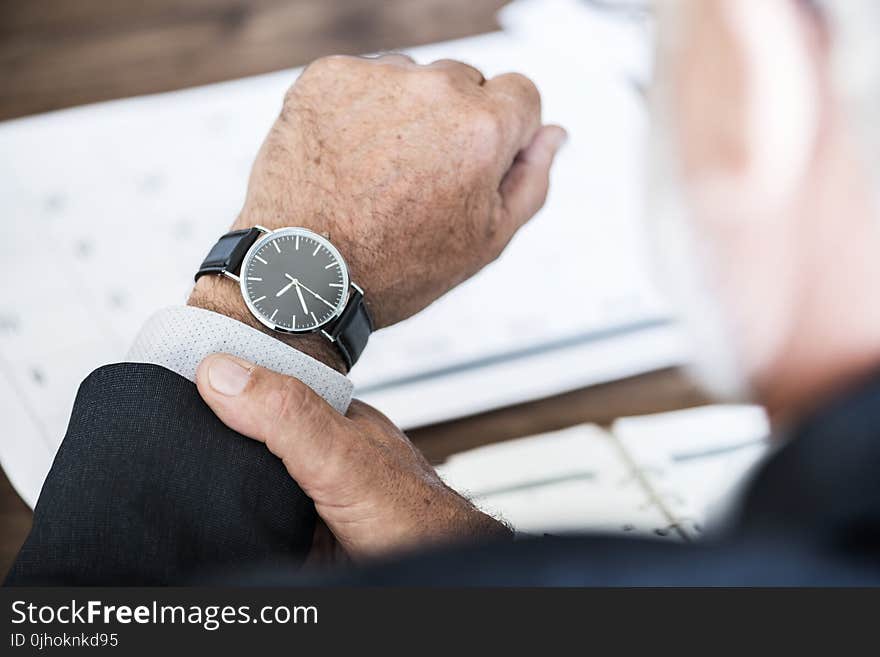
[
  {"xmin": 294, "ymin": 283, "xmax": 309, "ymax": 314},
  {"xmin": 295, "ymin": 281, "xmax": 338, "ymax": 310}
]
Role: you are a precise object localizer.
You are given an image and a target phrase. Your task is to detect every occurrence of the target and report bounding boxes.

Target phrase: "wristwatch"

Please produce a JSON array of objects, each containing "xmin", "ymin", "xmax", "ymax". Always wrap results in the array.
[{"xmin": 195, "ymin": 226, "xmax": 373, "ymax": 370}]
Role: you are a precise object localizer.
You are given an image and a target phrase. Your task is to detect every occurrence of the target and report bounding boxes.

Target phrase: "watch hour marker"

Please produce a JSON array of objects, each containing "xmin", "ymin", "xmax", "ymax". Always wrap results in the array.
[
  {"xmin": 247, "ymin": 277, "xmax": 262, "ymax": 281},
  {"xmin": 253, "ymin": 295, "xmax": 267, "ymax": 303},
  {"xmin": 295, "ymin": 235, "xmax": 300, "ymax": 250},
  {"xmin": 292, "ymin": 314, "xmax": 296, "ymax": 328},
  {"xmin": 273, "ymin": 241, "xmax": 281, "ymax": 253},
  {"xmin": 310, "ymin": 312, "xmax": 318, "ymax": 325},
  {"xmin": 324, "ymin": 261, "xmax": 338, "ymax": 269},
  {"xmin": 255, "ymin": 255, "xmax": 268, "ymax": 264},
  {"xmin": 328, "ymin": 283, "xmax": 344, "ymax": 288},
  {"xmin": 270, "ymin": 308, "xmax": 278, "ymax": 321},
  {"xmin": 312, "ymin": 244, "xmax": 321, "ymax": 256}
]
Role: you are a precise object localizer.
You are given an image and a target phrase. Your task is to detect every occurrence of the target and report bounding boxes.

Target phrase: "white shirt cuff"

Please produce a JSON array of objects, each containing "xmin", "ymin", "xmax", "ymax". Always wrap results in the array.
[{"xmin": 126, "ymin": 305, "xmax": 353, "ymax": 414}]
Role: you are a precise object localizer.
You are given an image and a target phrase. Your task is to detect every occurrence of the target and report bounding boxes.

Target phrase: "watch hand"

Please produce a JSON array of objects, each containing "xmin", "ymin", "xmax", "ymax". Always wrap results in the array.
[
  {"xmin": 294, "ymin": 282, "xmax": 310, "ymax": 314},
  {"xmin": 295, "ymin": 281, "xmax": 338, "ymax": 310},
  {"xmin": 275, "ymin": 280, "xmax": 296, "ymax": 297}
]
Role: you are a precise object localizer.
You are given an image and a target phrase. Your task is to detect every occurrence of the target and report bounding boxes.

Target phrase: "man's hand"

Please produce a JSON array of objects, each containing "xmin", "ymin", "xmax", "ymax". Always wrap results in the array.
[
  {"xmin": 195, "ymin": 353, "xmax": 512, "ymax": 559},
  {"xmin": 189, "ymin": 54, "xmax": 565, "ymax": 368}
]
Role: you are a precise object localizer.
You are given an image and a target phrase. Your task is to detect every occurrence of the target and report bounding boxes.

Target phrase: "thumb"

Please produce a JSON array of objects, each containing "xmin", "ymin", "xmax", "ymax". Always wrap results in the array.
[
  {"xmin": 195, "ymin": 353, "xmax": 350, "ymax": 486},
  {"xmin": 499, "ymin": 124, "xmax": 567, "ymax": 227}
]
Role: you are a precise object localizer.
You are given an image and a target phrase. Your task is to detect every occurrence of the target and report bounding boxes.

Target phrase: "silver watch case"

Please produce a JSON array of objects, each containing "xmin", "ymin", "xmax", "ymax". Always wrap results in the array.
[{"xmin": 224, "ymin": 225, "xmax": 352, "ymax": 336}]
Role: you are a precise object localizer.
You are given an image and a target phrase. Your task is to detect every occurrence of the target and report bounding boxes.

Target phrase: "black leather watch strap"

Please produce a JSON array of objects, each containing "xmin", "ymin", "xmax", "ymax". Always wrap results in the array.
[
  {"xmin": 194, "ymin": 227, "xmax": 263, "ymax": 281},
  {"xmin": 324, "ymin": 286, "xmax": 373, "ymax": 370}
]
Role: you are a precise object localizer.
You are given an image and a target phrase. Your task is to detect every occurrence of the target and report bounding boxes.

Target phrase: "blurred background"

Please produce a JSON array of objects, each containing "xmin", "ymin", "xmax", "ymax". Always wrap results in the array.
[
  {"xmin": 0, "ymin": 0, "xmax": 508, "ymax": 120},
  {"xmin": 0, "ymin": 0, "xmax": 771, "ymax": 578}
]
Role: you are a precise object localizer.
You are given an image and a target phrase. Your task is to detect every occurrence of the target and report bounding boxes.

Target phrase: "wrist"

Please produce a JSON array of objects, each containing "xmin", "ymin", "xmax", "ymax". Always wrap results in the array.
[
  {"xmin": 188, "ymin": 275, "xmax": 348, "ymax": 373},
  {"xmin": 355, "ymin": 491, "xmax": 512, "ymax": 560},
  {"xmin": 429, "ymin": 485, "xmax": 514, "ymax": 546},
  {"xmin": 455, "ymin": 498, "xmax": 514, "ymax": 543}
]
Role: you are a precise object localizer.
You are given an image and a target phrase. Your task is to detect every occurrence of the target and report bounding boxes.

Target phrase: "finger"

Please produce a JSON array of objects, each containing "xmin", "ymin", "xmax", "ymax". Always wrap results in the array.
[
  {"xmin": 195, "ymin": 353, "xmax": 350, "ymax": 480},
  {"xmin": 499, "ymin": 125, "xmax": 568, "ymax": 227},
  {"xmin": 366, "ymin": 52, "xmax": 416, "ymax": 68},
  {"xmin": 424, "ymin": 58, "xmax": 485, "ymax": 85},
  {"xmin": 483, "ymin": 72, "xmax": 543, "ymax": 156}
]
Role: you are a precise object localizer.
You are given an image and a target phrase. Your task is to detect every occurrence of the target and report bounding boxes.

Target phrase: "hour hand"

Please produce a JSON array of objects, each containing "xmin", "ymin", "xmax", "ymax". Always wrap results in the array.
[{"xmin": 275, "ymin": 280, "xmax": 296, "ymax": 297}]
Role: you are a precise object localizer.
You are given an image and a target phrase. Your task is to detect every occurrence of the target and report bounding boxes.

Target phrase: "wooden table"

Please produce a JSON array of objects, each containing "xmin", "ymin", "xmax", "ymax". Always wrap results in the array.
[{"xmin": 0, "ymin": 0, "xmax": 708, "ymax": 577}]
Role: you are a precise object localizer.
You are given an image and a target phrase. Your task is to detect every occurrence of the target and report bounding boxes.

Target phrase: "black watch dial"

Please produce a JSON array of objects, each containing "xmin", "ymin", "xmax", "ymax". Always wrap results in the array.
[{"xmin": 240, "ymin": 229, "xmax": 349, "ymax": 333}]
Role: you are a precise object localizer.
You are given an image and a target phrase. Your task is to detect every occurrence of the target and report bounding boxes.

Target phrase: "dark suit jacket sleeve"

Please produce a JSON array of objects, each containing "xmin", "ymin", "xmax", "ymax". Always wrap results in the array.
[{"xmin": 5, "ymin": 363, "xmax": 316, "ymax": 585}]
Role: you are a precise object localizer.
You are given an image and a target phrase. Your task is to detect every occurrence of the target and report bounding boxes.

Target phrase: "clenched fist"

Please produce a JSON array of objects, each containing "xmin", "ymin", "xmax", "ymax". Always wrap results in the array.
[{"xmin": 191, "ymin": 53, "xmax": 565, "ymax": 368}]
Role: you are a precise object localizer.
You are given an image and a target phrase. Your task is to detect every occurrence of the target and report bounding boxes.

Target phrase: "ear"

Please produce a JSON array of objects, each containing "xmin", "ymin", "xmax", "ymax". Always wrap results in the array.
[{"xmin": 671, "ymin": 0, "xmax": 822, "ymax": 217}]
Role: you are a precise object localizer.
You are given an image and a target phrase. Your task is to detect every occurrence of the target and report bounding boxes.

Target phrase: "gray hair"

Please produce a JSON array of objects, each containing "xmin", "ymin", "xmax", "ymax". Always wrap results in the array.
[{"xmin": 821, "ymin": 0, "xmax": 880, "ymax": 186}]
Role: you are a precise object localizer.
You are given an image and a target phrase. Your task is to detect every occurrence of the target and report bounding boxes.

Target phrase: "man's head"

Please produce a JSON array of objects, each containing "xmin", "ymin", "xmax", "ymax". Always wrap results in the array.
[{"xmin": 650, "ymin": 0, "xmax": 880, "ymax": 421}]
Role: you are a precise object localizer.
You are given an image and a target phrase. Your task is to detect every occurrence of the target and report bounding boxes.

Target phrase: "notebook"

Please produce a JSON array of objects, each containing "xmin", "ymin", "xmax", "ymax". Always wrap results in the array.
[{"xmin": 439, "ymin": 405, "xmax": 770, "ymax": 540}]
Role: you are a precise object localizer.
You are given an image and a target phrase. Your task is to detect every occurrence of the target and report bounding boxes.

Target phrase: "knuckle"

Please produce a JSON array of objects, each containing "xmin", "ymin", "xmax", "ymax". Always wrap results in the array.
[
  {"xmin": 471, "ymin": 107, "xmax": 503, "ymax": 143},
  {"xmin": 510, "ymin": 73, "xmax": 541, "ymax": 107},
  {"xmin": 409, "ymin": 67, "xmax": 455, "ymax": 95},
  {"xmin": 491, "ymin": 73, "xmax": 541, "ymax": 128},
  {"xmin": 470, "ymin": 107, "xmax": 502, "ymax": 141},
  {"xmin": 484, "ymin": 208, "xmax": 508, "ymax": 253},
  {"xmin": 433, "ymin": 62, "xmax": 464, "ymax": 80},
  {"xmin": 466, "ymin": 107, "xmax": 504, "ymax": 168},
  {"xmin": 306, "ymin": 54, "xmax": 353, "ymax": 75},
  {"xmin": 266, "ymin": 376, "xmax": 309, "ymax": 434},
  {"xmin": 375, "ymin": 52, "xmax": 415, "ymax": 66},
  {"xmin": 292, "ymin": 56, "xmax": 355, "ymax": 98}
]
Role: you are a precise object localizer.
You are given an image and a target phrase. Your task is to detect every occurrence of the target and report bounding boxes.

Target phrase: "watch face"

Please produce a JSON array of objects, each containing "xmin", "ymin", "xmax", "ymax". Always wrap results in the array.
[{"xmin": 240, "ymin": 228, "xmax": 349, "ymax": 333}]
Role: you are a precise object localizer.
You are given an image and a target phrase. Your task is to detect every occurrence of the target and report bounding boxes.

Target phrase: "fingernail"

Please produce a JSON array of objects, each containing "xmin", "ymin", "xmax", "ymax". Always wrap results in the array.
[
  {"xmin": 549, "ymin": 127, "xmax": 569, "ymax": 150},
  {"xmin": 207, "ymin": 355, "xmax": 253, "ymax": 396}
]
